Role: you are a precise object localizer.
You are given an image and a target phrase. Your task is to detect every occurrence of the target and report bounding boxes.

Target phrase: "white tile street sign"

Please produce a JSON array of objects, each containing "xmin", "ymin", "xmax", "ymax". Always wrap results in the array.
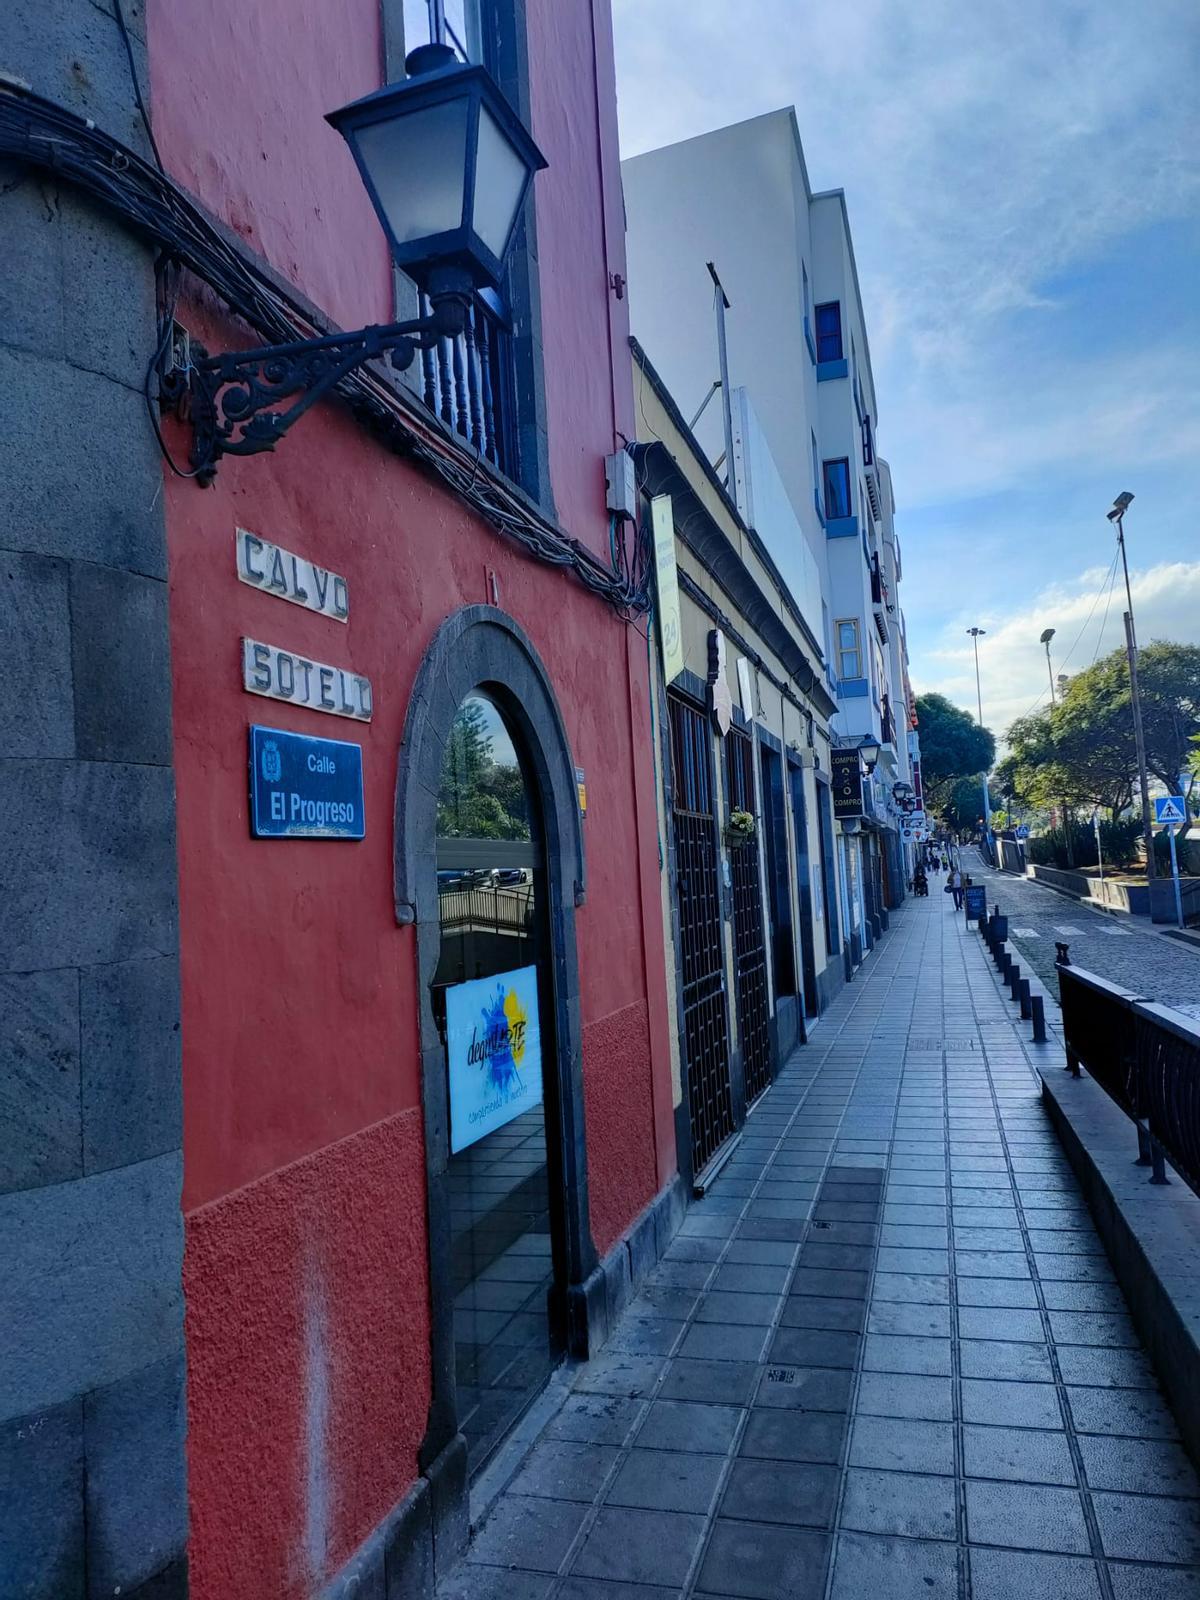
[
  {"xmin": 236, "ymin": 528, "xmax": 349, "ymax": 621},
  {"xmin": 1154, "ymin": 795, "xmax": 1186, "ymax": 826},
  {"xmin": 242, "ymin": 637, "xmax": 372, "ymax": 720}
]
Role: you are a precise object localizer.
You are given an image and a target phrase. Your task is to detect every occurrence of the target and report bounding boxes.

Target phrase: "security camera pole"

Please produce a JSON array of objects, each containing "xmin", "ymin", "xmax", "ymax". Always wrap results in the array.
[{"xmin": 1106, "ymin": 492, "xmax": 1156, "ymax": 881}]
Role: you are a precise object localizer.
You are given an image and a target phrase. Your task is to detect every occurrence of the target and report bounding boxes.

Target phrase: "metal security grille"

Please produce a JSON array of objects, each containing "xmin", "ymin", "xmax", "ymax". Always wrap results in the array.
[
  {"xmin": 726, "ymin": 729, "xmax": 773, "ymax": 1105},
  {"xmin": 668, "ymin": 695, "xmax": 735, "ymax": 1174}
]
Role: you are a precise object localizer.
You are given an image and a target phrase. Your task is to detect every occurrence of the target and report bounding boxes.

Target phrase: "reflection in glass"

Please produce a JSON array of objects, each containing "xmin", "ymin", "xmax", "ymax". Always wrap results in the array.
[{"xmin": 434, "ymin": 694, "xmax": 560, "ymax": 1474}]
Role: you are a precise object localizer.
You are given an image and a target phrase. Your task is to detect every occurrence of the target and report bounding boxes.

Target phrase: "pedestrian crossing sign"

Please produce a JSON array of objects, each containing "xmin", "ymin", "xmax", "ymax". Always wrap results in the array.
[{"xmin": 1154, "ymin": 795, "xmax": 1187, "ymax": 826}]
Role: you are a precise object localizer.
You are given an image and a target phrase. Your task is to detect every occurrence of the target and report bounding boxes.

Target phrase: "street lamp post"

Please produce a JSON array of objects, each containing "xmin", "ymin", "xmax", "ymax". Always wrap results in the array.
[
  {"xmin": 1106, "ymin": 493, "xmax": 1156, "ymax": 881},
  {"xmin": 1041, "ymin": 628, "xmax": 1057, "ymax": 708},
  {"xmin": 967, "ymin": 627, "xmax": 992, "ymax": 851},
  {"xmin": 1040, "ymin": 626, "xmax": 1073, "ymax": 864}
]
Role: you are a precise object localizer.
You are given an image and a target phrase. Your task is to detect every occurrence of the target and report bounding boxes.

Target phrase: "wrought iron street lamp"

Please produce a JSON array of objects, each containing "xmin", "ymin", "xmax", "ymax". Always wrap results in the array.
[
  {"xmin": 183, "ymin": 43, "xmax": 546, "ymax": 482},
  {"xmin": 858, "ymin": 737, "xmax": 882, "ymax": 773},
  {"xmin": 327, "ymin": 43, "xmax": 545, "ymax": 299}
]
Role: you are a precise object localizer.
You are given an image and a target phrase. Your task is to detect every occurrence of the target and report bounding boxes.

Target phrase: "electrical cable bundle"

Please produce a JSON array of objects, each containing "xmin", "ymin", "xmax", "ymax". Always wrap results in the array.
[{"xmin": 0, "ymin": 78, "xmax": 651, "ymax": 617}]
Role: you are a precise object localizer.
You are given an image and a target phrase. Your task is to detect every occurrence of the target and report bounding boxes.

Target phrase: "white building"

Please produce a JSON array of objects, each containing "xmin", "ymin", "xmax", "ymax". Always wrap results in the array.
[{"xmin": 623, "ymin": 107, "xmax": 922, "ymax": 964}]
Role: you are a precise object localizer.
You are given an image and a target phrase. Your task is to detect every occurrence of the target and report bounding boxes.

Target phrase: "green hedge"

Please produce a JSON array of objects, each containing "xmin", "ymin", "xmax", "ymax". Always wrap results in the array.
[{"xmin": 1026, "ymin": 818, "xmax": 1142, "ymax": 870}]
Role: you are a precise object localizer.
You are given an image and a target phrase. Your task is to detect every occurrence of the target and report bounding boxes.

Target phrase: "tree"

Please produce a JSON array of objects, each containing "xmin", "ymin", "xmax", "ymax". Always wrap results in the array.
[
  {"xmin": 914, "ymin": 693, "xmax": 995, "ymax": 816},
  {"xmin": 1006, "ymin": 695, "xmax": 1134, "ymax": 820},
  {"xmin": 1005, "ymin": 642, "xmax": 1200, "ymax": 820},
  {"xmin": 437, "ymin": 699, "xmax": 531, "ymax": 841},
  {"xmin": 1137, "ymin": 642, "xmax": 1200, "ymax": 808},
  {"xmin": 940, "ymin": 777, "xmax": 1002, "ymax": 831}
]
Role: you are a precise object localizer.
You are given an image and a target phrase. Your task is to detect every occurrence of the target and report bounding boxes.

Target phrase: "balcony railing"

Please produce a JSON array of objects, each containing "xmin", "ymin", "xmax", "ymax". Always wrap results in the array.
[
  {"xmin": 881, "ymin": 693, "xmax": 897, "ymax": 748},
  {"xmin": 872, "ymin": 554, "xmax": 890, "ymax": 644},
  {"xmin": 871, "ymin": 552, "xmax": 889, "ymax": 609},
  {"xmin": 420, "ymin": 290, "xmax": 518, "ymax": 478}
]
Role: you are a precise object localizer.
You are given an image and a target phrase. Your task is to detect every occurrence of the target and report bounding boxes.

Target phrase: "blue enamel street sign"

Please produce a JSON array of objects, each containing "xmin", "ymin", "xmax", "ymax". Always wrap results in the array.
[{"xmin": 249, "ymin": 724, "xmax": 365, "ymax": 839}]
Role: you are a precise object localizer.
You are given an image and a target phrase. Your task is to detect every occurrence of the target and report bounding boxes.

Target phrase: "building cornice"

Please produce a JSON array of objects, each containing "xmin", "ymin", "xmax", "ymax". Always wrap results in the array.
[{"xmin": 630, "ymin": 365, "xmax": 837, "ymax": 723}]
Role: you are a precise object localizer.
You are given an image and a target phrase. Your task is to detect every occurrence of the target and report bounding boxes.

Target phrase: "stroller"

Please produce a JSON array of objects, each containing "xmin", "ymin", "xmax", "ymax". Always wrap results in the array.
[{"xmin": 911, "ymin": 868, "xmax": 929, "ymax": 897}]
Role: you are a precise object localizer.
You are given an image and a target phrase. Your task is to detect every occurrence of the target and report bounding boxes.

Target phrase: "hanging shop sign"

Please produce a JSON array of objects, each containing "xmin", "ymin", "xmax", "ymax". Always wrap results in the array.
[
  {"xmin": 242, "ymin": 637, "xmax": 372, "ymax": 721},
  {"xmin": 446, "ymin": 965, "xmax": 543, "ymax": 1154},
  {"xmin": 651, "ymin": 495, "xmax": 685, "ymax": 685},
  {"xmin": 830, "ymin": 747, "xmax": 864, "ymax": 820},
  {"xmin": 236, "ymin": 528, "xmax": 350, "ymax": 621},
  {"xmin": 248, "ymin": 724, "xmax": 365, "ymax": 840},
  {"xmin": 707, "ymin": 629, "xmax": 733, "ymax": 736},
  {"xmin": 736, "ymin": 656, "xmax": 756, "ymax": 723}
]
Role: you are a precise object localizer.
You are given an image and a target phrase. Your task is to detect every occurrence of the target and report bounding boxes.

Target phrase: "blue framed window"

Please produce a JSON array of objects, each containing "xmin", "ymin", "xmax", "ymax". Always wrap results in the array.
[
  {"xmin": 836, "ymin": 618, "xmax": 862, "ymax": 680},
  {"xmin": 822, "ymin": 458, "xmax": 852, "ymax": 521},
  {"xmin": 814, "ymin": 301, "xmax": 843, "ymax": 363}
]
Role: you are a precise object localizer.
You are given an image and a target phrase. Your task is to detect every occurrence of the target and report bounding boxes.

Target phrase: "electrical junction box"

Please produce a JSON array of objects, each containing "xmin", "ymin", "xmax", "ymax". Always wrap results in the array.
[{"xmin": 604, "ymin": 449, "xmax": 637, "ymax": 521}]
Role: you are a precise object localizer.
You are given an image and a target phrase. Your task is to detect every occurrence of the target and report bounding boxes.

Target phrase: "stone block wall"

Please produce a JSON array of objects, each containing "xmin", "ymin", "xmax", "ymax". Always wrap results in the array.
[{"xmin": 0, "ymin": 5, "xmax": 187, "ymax": 1595}]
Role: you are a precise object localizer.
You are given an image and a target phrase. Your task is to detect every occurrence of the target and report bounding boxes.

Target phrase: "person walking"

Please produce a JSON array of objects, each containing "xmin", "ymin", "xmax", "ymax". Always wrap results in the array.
[{"xmin": 949, "ymin": 865, "xmax": 964, "ymax": 910}]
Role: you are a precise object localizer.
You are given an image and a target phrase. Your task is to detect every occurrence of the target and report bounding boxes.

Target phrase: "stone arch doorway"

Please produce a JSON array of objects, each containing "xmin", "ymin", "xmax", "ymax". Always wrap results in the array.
[{"xmin": 394, "ymin": 605, "xmax": 596, "ymax": 1507}]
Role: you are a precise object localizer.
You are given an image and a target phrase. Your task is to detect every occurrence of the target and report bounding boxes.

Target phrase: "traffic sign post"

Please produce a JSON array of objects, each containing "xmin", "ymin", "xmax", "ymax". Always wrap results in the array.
[
  {"xmin": 1167, "ymin": 824, "xmax": 1184, "ymax": 930},
  {"xmin": 1154, "ymin": 797, "xmax": 1187, "ymax": 929}
]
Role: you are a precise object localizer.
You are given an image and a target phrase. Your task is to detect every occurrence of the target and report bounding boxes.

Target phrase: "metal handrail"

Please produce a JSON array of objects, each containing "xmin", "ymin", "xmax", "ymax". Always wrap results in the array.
[{"xmin": 1057, "ymin": 960, "xmax": 1200, "ymax": 1193}]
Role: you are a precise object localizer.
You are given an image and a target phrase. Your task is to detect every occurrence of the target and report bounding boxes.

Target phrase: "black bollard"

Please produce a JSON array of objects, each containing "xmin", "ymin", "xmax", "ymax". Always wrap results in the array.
[
  {"xmin": 1009, "ymin": 961, "xmax": 1022, "ymax": 1000},
  {"xmin": 1019, "ymin": 978, "xmax": 1032, "ymax": 1020},
  {"xmin": 1031, "ymin": 994, "xmax": 1047, "ymax": 1042}
]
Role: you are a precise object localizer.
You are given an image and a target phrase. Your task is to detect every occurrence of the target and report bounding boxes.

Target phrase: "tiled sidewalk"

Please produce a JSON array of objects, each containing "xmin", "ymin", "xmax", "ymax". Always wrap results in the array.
[{"xmin": 440, "ymin": 892, "xmax": 1200, "ymax": 1600}]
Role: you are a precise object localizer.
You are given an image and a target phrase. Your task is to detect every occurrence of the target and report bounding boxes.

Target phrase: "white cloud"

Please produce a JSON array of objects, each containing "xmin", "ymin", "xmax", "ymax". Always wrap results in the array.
[
  {"xmin": 912, "ymin": 559, "xmax": 1200, "ymax": 743},
  {"xmin": 612, "ymin": 0, "xmax": 1200, "ymax": 718},
  {"xmin": 612, "ymin": 0, "xmax": 1200, "ymax": 507}
]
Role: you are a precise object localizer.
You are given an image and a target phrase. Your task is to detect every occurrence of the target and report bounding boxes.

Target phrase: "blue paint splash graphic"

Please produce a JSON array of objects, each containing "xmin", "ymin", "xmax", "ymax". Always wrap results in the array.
[{"xmin": 480, "ymin": 987, "xmax": 518, "ymax": 1093}]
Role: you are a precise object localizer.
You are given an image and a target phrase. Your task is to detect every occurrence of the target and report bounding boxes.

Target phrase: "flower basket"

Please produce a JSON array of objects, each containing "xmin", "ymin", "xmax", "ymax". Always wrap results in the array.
[{"xmin": 726, "ymin": 808, "xmax": 756, "ymax": 847}]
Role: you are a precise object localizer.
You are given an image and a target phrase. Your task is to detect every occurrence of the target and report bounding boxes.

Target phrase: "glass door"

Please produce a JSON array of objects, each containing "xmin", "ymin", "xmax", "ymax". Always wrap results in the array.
[{"xmin": 432, "ymin": 692, "xmax": 563, "ymax": 1474}]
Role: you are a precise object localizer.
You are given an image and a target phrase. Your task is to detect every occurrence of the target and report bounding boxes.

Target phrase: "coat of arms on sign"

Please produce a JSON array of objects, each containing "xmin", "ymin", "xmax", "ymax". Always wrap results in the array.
[{"xmin": 707, "ymin": 629, "xmax": 733, "ymax": 736}]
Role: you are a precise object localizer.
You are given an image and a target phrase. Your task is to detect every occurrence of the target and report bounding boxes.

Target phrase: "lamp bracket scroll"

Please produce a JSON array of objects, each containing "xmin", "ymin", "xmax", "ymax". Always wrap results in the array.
[{"xmin": 179, "ymin": 290, "xmax": 468, "ymax": 486}]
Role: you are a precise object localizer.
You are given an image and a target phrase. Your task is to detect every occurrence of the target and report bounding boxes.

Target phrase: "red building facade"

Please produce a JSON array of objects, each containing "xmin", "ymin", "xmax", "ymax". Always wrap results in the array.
[{"xmin": 0, "ymin": 3, "xmax": 678, "ymax": 1597}]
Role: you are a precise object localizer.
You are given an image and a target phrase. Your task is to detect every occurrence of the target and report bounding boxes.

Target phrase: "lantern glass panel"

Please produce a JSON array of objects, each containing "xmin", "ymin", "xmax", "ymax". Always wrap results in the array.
[
  {"xmin": 355, "ymin": 97, "xmax": 469, "ymax": 246},
  {"xmin": 473, "ymin": 104, "xmax": 529, "ymax": 258}
]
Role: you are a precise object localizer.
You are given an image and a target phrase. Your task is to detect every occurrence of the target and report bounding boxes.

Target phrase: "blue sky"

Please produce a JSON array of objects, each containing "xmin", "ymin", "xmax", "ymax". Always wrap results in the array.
[{"xmin": 613, "ymin": 0, "xmax": 1200, "ymax": 740}]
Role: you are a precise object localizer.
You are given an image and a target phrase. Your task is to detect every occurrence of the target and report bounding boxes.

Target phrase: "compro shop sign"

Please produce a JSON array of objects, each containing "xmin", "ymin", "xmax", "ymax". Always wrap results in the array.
[{"xmin": 447, "ymin": 965, "xmax": 543, "ymax": 1154}]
